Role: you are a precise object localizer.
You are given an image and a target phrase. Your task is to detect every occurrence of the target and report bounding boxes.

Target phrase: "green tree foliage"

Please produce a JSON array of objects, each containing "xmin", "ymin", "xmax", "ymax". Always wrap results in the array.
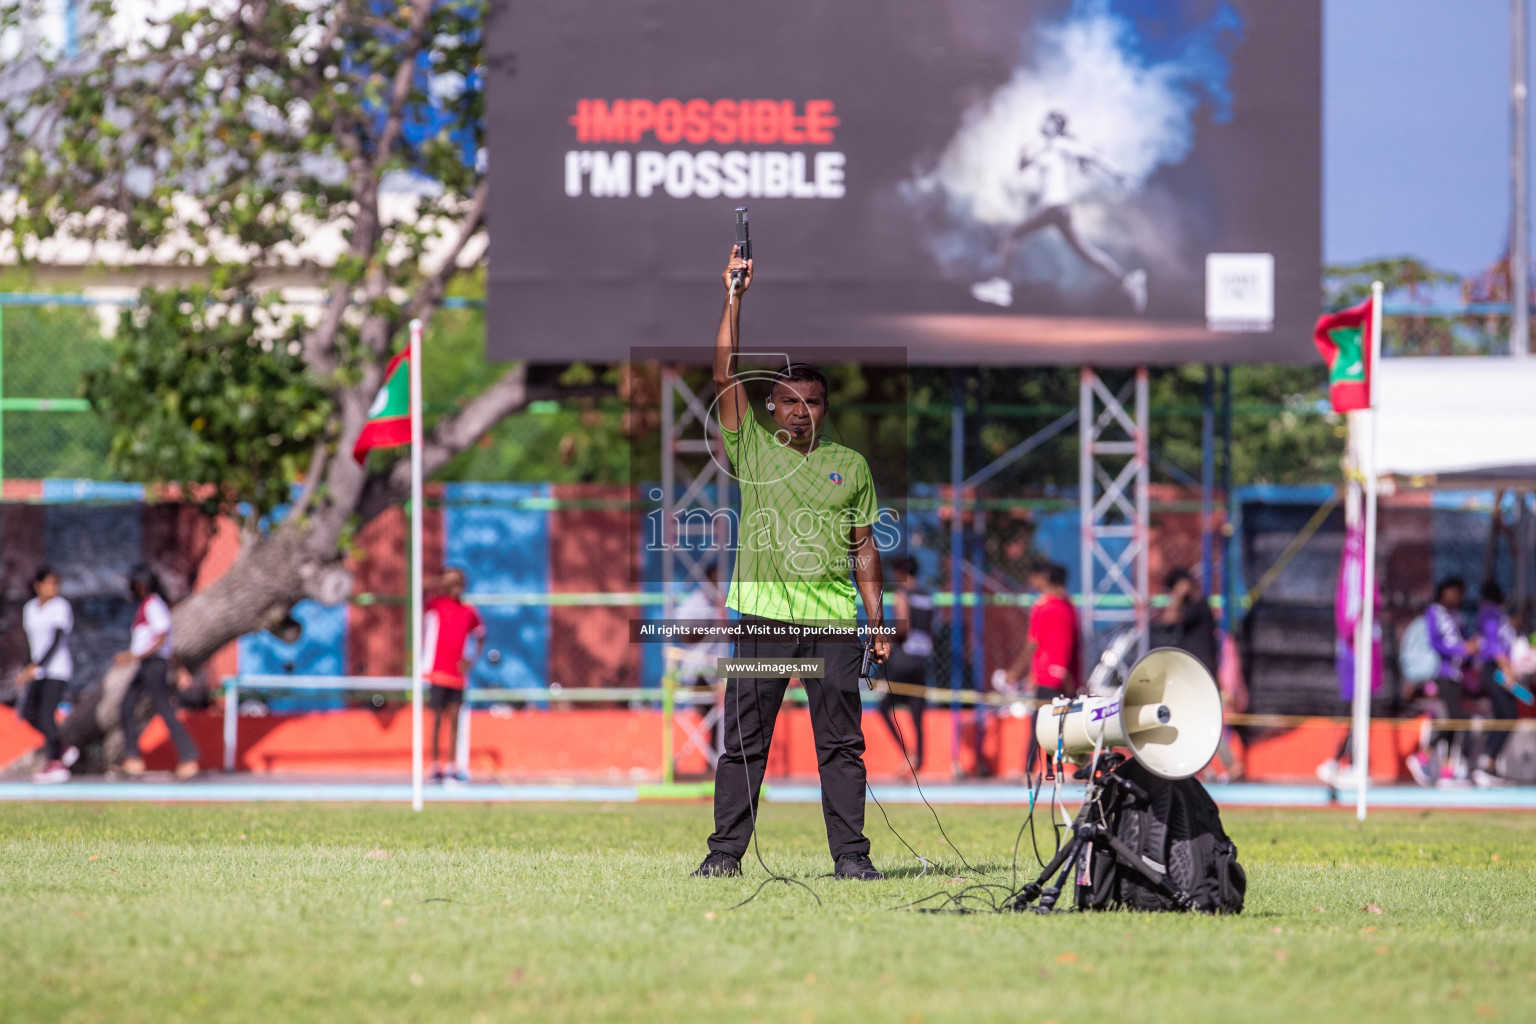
[
  {"xmin": 1150, "ymin": 365, "xmax": 1342, "ymax": 486},
  {"xmin": 0, "ymin": 0, "xmax": 508, "ymax": 519},
  {"xmin": 0, "ymin": 0, "xmax": 548, "ymax": 667},
  {"xmin": 1326, "ymin": 255, "xmax": 1505, "ymax": 356},
  {"xmin": 84, "ymin": 288, "xmax": 330, "ymax": 515},
  {"xmin": 1324, "ymin": 256, "xmax": 1459, "ymax": 308}
]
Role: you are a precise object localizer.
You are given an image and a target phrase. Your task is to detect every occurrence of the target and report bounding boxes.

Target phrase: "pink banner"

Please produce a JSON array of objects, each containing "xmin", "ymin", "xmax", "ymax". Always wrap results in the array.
[{"xmin": 1335, "ymin": 507, "xmax": 1383, "ymax": 700}]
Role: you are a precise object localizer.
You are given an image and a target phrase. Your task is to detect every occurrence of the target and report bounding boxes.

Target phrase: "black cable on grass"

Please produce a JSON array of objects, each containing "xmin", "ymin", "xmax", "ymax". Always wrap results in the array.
[
  {"xmin": 1028, "ymin": 763, "xmax": 1055, "ymax": 871},
  {"xmin": 864, "ymin": 780, "xmax": 933, "ymax": 877},
  {"xmin": 824, "ymin": 396, "xmax": 976, "ymax": 880},
  {"xmin": 1009, "ymin": 769, "xmax": 1043, "ymax": 892},
  {"xmin": 725, "ymin": 637, "xmax": 820, "ymax": 911},
  {"xmin": 878, "ymin": 686, "xmax": 976, "ymax": 875},
  {"xmin": 893, "ymin": 881, "xmax": 1018, "ymax": 915},
  {"xmin": 894, "ymin": 744, "xmax": 1055, "ymax": 915},
  {"xmin": 857, "ymin": 656, "xmax": 977, "ymax": 878}
]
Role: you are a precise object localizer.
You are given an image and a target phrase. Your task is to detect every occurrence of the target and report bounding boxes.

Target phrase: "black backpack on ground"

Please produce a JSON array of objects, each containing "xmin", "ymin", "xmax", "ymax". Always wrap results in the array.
[{"xmin": 1075, "ymin": 759, "xmax": 1246, "ymax": 914}]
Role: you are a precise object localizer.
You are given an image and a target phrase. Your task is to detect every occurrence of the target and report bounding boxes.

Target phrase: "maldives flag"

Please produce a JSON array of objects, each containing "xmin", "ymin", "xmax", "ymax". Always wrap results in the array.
[
  {"xmin": 352, "ymin": 348, "xmax": 411, "ymax": 463},
  {"xmin": 1313, "ymin": 299, "xmax": 1374, "ymax": 412}
]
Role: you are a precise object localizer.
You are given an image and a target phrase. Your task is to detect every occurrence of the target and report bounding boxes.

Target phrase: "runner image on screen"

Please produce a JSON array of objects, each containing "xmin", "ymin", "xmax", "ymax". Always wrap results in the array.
[{"xmin": 970, "ymin": 110, "xmax": 1146, "ymax": 313}]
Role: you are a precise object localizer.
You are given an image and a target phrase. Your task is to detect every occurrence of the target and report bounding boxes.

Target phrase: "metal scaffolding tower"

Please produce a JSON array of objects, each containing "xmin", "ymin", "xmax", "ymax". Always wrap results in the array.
[
  {"xmin": 658, "ymin": 367, "xmax": 732, "ymax": 613},
  {"xmin": 657, "ymin": 367, "xmax": 731, "ymax": 773},
  {"xmin": 1078, "ymin": 367, "xmax": 1150, "ymax": 669}
]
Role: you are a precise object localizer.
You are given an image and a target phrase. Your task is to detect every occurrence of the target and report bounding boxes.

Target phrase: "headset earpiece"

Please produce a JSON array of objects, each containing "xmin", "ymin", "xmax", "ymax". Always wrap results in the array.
[{"xmin": 765, "ymin": 400, "xmax": 775, "ymax": 412}]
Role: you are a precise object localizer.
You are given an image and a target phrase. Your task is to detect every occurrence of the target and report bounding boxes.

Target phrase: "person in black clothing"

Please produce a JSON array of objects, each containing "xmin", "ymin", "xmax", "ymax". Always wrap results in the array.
[
  {"xmin": 18, "ymin": 567, "xmax": 74, "ymax": 783},
  {"xmin": 690, "ymin": 245, "xmax": 889, "ymax": 882},
  {"xmin": 878, "ymin": 557, "xmax": 933, "ymax": 771},
  {"xmin": 117, "ymin": 565, "xmax": 199, "ymax": 779},
  {"xmin": 1159, "ymin": 568, "xmax": 1218, "ymax": 673}
]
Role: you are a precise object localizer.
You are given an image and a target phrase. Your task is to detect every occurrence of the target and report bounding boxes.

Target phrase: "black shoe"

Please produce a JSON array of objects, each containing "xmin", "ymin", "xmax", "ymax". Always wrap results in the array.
[
  {"xmin": 833, "ymin": 853, "xmax": 884, "ymax": 880},
  {"xmin": 691, "ymin": 851, "xmax": 742, "ymax": 878}
]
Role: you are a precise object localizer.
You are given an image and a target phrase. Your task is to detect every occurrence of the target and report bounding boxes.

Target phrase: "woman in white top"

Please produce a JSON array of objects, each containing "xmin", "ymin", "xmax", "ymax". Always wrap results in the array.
[
  {"xmin": 116, "ymin": 564, "xmax": 198, "ymax": 779},
  {"xmin": 18, "ymin": 566, "xmax": 73, "ymax": 783}
]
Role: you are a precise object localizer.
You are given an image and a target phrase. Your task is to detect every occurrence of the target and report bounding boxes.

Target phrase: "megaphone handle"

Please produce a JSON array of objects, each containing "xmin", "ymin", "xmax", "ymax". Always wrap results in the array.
[{"xmin": 1050, "ymin": 706, "xmax": 1066, "ymax": 780}]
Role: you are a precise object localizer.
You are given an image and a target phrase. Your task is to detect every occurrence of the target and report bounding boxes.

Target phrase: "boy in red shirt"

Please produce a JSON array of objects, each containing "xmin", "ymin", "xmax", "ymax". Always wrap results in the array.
[
  {"xmin": 424, "ymin": 568, "xmax": 486, "ymax": 784},
  {"xmin": 1004, "ymin": 563, "xmax": 1079, "ymax": 777}
]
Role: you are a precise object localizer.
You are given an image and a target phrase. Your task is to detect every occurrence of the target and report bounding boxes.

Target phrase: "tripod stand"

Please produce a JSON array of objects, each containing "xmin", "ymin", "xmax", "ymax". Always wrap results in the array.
[{"xmin": 1008, "ymin": 753, "xmax": 1193, "ymax": 913}]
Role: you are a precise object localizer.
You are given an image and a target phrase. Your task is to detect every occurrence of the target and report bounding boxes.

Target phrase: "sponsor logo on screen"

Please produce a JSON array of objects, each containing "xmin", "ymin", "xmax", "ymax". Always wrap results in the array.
[{"xmin": 1205, "ymin": 253, "xmax": 1275, "ymax": 333}]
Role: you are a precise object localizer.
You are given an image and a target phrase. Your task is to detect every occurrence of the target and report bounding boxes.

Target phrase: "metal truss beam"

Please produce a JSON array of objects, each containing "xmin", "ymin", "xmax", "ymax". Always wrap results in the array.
[{"xmin": 1079, "ymin": 367, "xmax": 1150, "ymax": 672}]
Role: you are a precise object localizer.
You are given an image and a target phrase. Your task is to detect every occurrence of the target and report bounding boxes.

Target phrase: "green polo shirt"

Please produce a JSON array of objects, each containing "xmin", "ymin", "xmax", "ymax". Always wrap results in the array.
[{"xmin": 721, "ymin": 412, "xmax": 878, "ymax": 624}]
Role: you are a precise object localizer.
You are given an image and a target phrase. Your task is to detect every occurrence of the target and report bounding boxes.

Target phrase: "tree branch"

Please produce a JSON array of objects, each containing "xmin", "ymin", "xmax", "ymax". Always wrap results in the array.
[
  {"xmin": 286, "ymin": 438, "xmax": 330, "ymax": 523},
  {"xmin": 397, "ymin": 178, "xmax": 488, "ymax": 333},
  {"xmin": 373, "ymin": 0, "xmax": 434, "ymax": 176},
  {"xmin": 356, "ymin": 360, "xmax": 528, "ymax": 522}
]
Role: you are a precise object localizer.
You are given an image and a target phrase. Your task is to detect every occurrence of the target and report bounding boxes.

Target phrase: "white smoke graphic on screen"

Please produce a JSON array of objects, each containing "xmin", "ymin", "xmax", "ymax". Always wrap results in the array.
[{"xmin": 903, "ymin": 0, "xmax": 1239, "ymax": 296}]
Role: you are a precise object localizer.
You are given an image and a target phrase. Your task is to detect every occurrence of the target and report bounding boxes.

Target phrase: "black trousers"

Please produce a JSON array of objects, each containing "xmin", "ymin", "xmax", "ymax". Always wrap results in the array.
[
  {"xmin": 120, "ymin": 656, "xmax": 199, "ymax": 764},
  {"xmin": 20, "ymin": 677, "xmax": 66, "ymax": 760},
  {"xmin": 1422, "ymin": 673, "xmax": 1517, "ymax": 766},
  {"xmin": 709, "ymin": 615, "xmax": 870, "ymax": 861},
  {"xmin": 1477, "ymin": 664, "xmax": 1520, "ymax": 763}
]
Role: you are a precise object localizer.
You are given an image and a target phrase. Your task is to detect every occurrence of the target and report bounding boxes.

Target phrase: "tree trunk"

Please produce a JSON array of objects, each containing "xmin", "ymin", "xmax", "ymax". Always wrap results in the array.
[{"xmin": 170, "ymin": 530, "xmax": 326, "ymax": 669}]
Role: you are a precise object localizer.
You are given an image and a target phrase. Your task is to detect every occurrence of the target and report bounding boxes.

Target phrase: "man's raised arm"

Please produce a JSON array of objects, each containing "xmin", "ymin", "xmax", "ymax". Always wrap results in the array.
[{"xmin": 712, "ymin": 245, "xmax": 753, "ymax": 432}]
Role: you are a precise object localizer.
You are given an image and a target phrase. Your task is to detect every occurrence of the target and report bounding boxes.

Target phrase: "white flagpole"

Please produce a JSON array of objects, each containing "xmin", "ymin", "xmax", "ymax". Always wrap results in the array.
[
  {"xmin": 410, "ymin": 318, "xmax": 425, "ymax": 813},
  {"xmin": 1352, "ymin": 282, "xmax": 1384, "ymax": 820}
]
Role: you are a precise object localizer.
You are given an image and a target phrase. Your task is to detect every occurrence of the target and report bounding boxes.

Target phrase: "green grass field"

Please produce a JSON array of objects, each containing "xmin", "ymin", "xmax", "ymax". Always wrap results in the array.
[{"xmin": 1, "ymin": 801, "xmax": 1533, "ymax": 1023}]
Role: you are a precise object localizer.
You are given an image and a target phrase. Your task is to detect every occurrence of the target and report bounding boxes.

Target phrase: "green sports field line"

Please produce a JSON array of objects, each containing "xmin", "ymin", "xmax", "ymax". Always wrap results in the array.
[{"xmin": 635, "ymin": 782, "xmax": 716, "ymax": 800}]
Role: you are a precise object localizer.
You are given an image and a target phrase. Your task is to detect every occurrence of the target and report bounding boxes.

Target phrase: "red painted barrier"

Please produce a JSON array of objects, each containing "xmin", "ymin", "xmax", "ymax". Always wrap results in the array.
[{"xmin": 0, "ymin": 703, "xmax": 1442, "ymax": 784}]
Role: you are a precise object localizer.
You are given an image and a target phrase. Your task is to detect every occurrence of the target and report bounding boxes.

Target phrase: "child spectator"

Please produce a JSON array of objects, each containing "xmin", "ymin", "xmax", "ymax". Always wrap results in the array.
[{"xmin": 424, "ymin": 568, "xmax": 486, "ymax": 784}]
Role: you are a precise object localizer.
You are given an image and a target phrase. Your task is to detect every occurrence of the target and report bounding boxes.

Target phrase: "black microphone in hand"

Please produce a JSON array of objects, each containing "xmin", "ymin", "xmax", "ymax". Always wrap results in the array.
[{"xmin": 731, "ymin": 206, "xmax": 752, "ymax": 292}]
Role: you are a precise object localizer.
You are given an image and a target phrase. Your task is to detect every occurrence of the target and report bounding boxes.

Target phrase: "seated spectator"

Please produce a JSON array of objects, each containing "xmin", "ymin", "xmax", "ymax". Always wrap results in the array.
[
  {"xmin": 1404, "ymin": 577, "xmax": 1481, "ymax": 788},
  {"xmin": 1470, "ymin": 581, "xmax": 1520, "ymax": 787}
]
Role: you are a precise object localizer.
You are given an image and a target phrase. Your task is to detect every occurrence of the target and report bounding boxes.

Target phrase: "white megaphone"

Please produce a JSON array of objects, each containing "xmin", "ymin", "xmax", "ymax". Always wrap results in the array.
[{"xmin": 1033, "ymin": 647, "xmax": 1224, "ymax": 780}]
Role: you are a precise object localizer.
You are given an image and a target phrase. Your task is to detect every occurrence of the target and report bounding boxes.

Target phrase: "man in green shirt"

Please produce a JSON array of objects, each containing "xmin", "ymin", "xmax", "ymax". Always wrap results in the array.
[{"xmin": 692, "ymin": 246, "xmax": 891, "ymax": 882}]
